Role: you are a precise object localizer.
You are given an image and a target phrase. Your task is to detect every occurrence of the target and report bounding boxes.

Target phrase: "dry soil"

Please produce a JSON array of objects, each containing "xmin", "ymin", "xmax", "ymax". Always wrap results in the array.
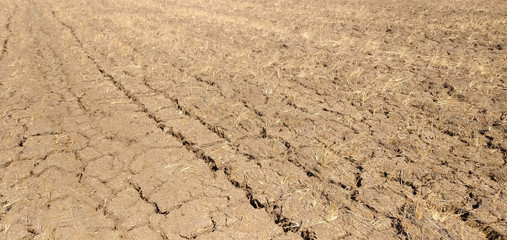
[{"xmin": 0, "ymin": 0, "xmax": 506, "ymax": 239}]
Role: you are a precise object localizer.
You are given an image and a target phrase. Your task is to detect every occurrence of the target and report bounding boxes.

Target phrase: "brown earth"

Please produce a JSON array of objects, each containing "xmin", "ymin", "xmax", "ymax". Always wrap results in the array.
[{"xmin": 0, "ymin": 0, "xmax": 505, "ymax": 239}]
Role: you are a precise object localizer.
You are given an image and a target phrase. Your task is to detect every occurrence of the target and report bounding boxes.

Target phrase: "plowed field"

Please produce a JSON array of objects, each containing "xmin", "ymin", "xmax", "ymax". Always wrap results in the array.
[{"xmin": 0, "ymin": 0, "xmax": 505, "ymax": 239}]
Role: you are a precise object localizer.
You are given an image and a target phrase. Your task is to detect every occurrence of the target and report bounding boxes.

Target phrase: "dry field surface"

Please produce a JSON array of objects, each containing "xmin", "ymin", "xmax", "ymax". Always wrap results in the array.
[{"xmin": 0, "ymin": 0, "xmax": 506, "ymax": 239}]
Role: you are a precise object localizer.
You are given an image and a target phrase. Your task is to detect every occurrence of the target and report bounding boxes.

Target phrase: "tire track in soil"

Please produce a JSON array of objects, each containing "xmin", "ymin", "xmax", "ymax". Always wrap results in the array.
[
  {"xmin": 34, "ymin": 30, "xmax": 122, "ymax": 234},
  {"xmin": 1, "ymin": 2, "xmax": 108, "ymax": 238},
  {"xmin": 0, "ymin": 3, "xmax": 43, "ymax": 171},
  {"xmin": 5, "ymin": 2, "xmax": 166, "ymax": 238},
  {"xmin": 48, "ymin": 7, "xmax": 313, "ymax": 239},
  {"xmin": 0, "ymin": 4, "xmax": 17, "ymax": 62},
  {"xmin": 9, "ymin": 1, "xmax": 122, "ymax": 236}
]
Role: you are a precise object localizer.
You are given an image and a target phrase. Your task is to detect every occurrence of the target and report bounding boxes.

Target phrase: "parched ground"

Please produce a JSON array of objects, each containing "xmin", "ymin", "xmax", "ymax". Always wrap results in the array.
[{"xmin": 0, "ymin": 0, "xmax": 505, "ymax": 239}]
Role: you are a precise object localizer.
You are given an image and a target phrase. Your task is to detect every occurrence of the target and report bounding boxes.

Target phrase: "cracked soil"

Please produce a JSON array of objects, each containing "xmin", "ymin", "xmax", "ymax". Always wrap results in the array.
[{"xmin": 0, "ymin": 0, "xmax": 505, "ymax": 239}]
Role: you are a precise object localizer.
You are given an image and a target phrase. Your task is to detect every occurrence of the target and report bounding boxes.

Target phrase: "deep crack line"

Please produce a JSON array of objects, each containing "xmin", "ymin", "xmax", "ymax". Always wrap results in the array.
[
  {"xmin": 128, "ymin": 181, "xmax": 169, "ymax": 215},
  {"xmin": 0, "ymin": 5, "xmax": 17, "ymax": 61}
]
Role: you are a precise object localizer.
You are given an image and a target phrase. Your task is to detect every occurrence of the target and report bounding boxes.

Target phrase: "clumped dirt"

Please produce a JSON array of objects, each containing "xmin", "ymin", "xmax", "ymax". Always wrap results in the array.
[{"xmin": 0, "ymin": 0, "xmax": 505, "ymax": 239}]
